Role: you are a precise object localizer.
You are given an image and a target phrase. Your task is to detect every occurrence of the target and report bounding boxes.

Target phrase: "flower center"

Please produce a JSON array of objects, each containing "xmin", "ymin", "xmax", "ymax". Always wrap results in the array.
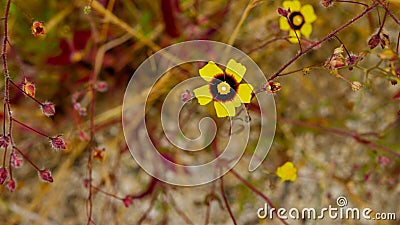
[
  {"xmin": 217, "ymin": 82, "xmax": 230, "ymax": 95},
  {"xmin": 289, "ymin": 11, "xmax": 305, "ymax": 30},
  {"xmin": 210, "ymin": 74, "xmax": 238, "ymax": 102}
]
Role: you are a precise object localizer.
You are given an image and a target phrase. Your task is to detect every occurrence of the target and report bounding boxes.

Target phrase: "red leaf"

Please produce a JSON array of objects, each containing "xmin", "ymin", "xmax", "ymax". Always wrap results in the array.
[
  {"xmin": 161, "ymin": 0, "xmax": 181, "ymax": 38},
  {"xmin": 73, "ymin": 30, "xmax": 91, "ymax": 50},
  {"xmin": 46, "ymin": 39, "xmax": 72, "ymax": 65}
]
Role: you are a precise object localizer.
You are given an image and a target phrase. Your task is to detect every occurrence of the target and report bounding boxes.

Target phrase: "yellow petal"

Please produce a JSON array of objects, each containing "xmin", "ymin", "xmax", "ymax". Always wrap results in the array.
[
  {"xmin": 301, "ymin": 5, "xmax": 317, "ymax": 23},
  {"xmin": 283, "ymin": 0, "xmax": 301, "ymax": 11},
  {"xmin": 288, "ymin": 30, "xmax": 301, "ymax": 43},
  {"xmin": 237, "ymin": 84, "xmax": 253, "ymax": 103},
  {"xmin": 214, "ymin": 101, "xmax": 236, "ymax": 118},
  {"xmin": 276, "ymin": 162, "xmax": 297, "ymax": 182},
  {"xmin": 232, "ymin": 95, "xmax": 241, "ymax": 107},
  {"xmin": 199, "ymin": 61, "xmax": 223, "ymax": 82},
  {"xmin": 193, "ymin": 85, "xmax": 212, "ymax": 105},
  {"xmin": 225, "ymin": 59, "xmax": 246, "ymax": 83},
  {"xmin": 300, "ymin": 23, "xmax": 312, "ymax": 38},
  {"xmin": 279, "ymin": 17, "xmax": 290, "ymax": 31}
]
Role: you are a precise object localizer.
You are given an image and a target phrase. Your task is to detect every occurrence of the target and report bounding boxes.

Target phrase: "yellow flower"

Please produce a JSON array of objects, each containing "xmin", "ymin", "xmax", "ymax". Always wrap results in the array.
[
  {"xmin": 279, "ymin": 0, "xmax": 317, "ymax": 43},
  {"xmin": 193, "ymin": 59, "xmax": 253, "ymax": 118},
  {"xmin": 276, "ymin": 162, "xmax": 297, "ymax": 182}
]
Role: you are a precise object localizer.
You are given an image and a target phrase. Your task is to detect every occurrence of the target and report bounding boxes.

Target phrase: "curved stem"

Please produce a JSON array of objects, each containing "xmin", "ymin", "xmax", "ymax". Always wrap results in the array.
[
  {"xmin": 220, "ymin": 176, "xmax": 237, "ymax": 225},
  {"xmin": 230, "ymin": 169, "xmax": 289, "ymax": 225}
]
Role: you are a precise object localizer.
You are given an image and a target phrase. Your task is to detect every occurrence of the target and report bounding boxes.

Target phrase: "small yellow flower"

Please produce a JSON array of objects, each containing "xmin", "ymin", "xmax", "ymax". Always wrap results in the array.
[
  {"xmin": 276, "ymin": 162, "xmax": 297, "ymax": 182},
  {"xmin": 93, "ymin": 148, "xmax": 105, "ymax": 161},
  {"xmin": 279, "ymin": 0, "xmax": 317, "ymax": 43},
  {"xmin": 193, "ymin": 59, "xmax": 253, "ymax": 118},
  {"xmin": 31, "ymin": 21, "xmax": 46, "ymax": 37}
]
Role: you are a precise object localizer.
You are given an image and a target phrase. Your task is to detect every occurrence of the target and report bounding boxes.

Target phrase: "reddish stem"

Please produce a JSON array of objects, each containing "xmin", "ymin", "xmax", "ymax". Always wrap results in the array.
[
  {"xmin": 137, "ymin": 194, "xmax": 158, "ymax": 225},
  {"xmin": 377, "ymin": 1, "xmax": 400, "ymax": 25},
  {"xmin": 220, "ymin": 176, "xmax": 237, "ymax": 225},
  {"xmin": 167, "ymin": 191, "xmax": 195, "ymax": 225},
  {"xmin": 12, "ymin": 118, "xmax": 50, "ymax": 138},
  {"xmin": 13, "ymin": 146, "xmax": 40, "ymax": 171},
  {"xmin": 279, "ymin": 117, "xmax": 400, "ymax": 157},
  {"xmin": 203, "ymin": 182, "xmax": 216, "ymax": 225},
  {"xmin": 336, "ymin": 0, "xmax": 369, "ymax": 7},
  {"xmin": 230, "ymin": 169, "xmax": 289, "ymax": 225},
  {"xmin": 377, "ymin": 4, "xmax": 388, "ymax": 34},
  {"xmin": 269, "ymin": 3, "xmax": 379, "ymax": 81},
  {"xmin": 2, "ymin": 0, "xmax": 13, "ymax": 148},
  {"xmin": 9, "ymin": 79, "xmax": 43, "ymax": 106},
  {"xmin": 245, "ymin": 36, "xmax": 290, "ymax": 56},
  {"xmin": 91, "ymin": 184, "xmax": 124, "ymax": 200},
  {"xmin": 6, "ymin": 40, "xmax": 27, "ymax": 78}
]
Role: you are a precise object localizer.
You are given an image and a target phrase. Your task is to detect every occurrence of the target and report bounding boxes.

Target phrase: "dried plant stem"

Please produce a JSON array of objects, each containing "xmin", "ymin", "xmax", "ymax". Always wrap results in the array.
[
  {"xmin": 203, "ymin": 181, "xmax": 216, "ymax": 225},
  {"xmin": 91, "ymin": 184, "xmax": 124, "ymax": 200},
  {"xmin": 9, "ymin": 80, "xmax": 43, "ymax": 106},
  {"xmin": 246, "ymin": 36, "xmax": 290, "ymax": 56},
  {"xmin": 279, "ymin": 117, "xmax": 400, "ymax": 157},
  {"xmin": 220, "ymin": 176, "xmax": 237, "ymax": 225},
  {"xmin": 89, "ymin": 0, "xmax": 161, "ymax": 52},
  {"xmin": 226, "ymin": 0, "xmax": 257, "ymax": 46},
  {"xmin": 377, "ymin": 1, "xmax": 400, "ymax": 25},
  {"xmin": 336, "ymin": 0, "xmax": 369, "ymax": 7},
  {"xmin": 137, "ymin": 194, "xmax": 158, "ymax": 224},
  {"xmin": 13, "ymin": 146, "xmax": 40, "ymax": 171},
  {"xmin": 269, "ymin": 2, "xmax": 379, "ymax": 81},
  {"xmin": 230, "ymin": 169, "xmax": 289, "ymax": 225},
  {"xmin": 167, "ymin": 192, "xmax": 196, "ymax": 225},
  {"xmin": 2, "ymin": 0, "xmax": 12, "ymax": 142},
  {"xmin": 12, "ymin": 118, "xmax": 50, "ymax": 138}
]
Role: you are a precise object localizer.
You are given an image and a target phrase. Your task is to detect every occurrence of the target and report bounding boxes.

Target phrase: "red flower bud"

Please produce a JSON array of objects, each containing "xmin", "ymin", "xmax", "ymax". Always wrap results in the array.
[
  {"xmin": 364, "ymin": 173, "xmax": 370, "ymax": 182},
  {"xmin": 95, "ymin": 81, "xmax": 108, "ymax": 92},
  {"xmin": 0, "ymin": 167, "xmax": 8, "ymax": 184},
  {"xmin": 321, "ymin": 0, "xmax": 334, "ymax": 7},
  {"xmin": 50, "ymin": 136, "xmax": 66, "ymax": 150},
  {"xmin": 41, "ymin": 102, "xmax": 56, "ymax": 117},
  {"xmin": 0, "ymin": 135, "xmax": 10, "ymax": 149},
  {"xmin": 38, "ymin": 169, "xmax": 54, "ymax": 183},
  {"xmin": 10, "ymin": 152, "xmax": 23, "ymax": 168},
  {"xmin": 368, "ymin": 34, "xmax": 380, "ymax": 49},
  {"xmin": 277, "ymin": 7, "xmax": 289, "ymax": 17},
  {"xmin": 6, "ymin": 179, "xmax": 16, "ymax": 192},
  {"xmin": 123, "ymin": 195, "xmax": 133, "ymax": 208},
  {"xmin": 73, "ymin": 102, "xmax": 87, "ymax": 116},
  {"xmin": 83, "ymin": 178, "xmax": 90, "ymax": 188},
  {"xmin": 181, "ymin": 90, "xmax": 193, "ymax": 103},
  {"xmin": 378, "ymin": 156, "xmax": 391, "ymax": 165}
]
